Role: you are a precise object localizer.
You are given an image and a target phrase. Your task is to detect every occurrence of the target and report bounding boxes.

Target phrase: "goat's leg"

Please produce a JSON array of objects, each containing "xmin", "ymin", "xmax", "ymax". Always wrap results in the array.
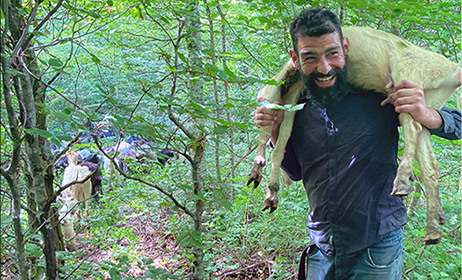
[
  {"xmin": 108, "ymin": 168, "xmax": 114, "ymax": 191},
  {"xmin": 392, "ymin": 113, "xmax": 422, "ymax": 195},
  {"xmin": 415, "ymin": 129, "xmax": 445, "ymax": 244},
  {"xmin": 84, "ymin": 182, "xmax": 92, "ymax": 215},
  {"xmin": 262, "ymin": 111, "xmax": 296, "ymax": 212},
  {"xmin": 62, "ymin": 219, "xmax": 76, "ymax": 251},
  {"xmin": 247, "ymin": 126, "xmax": 271, "ymax": 189}
]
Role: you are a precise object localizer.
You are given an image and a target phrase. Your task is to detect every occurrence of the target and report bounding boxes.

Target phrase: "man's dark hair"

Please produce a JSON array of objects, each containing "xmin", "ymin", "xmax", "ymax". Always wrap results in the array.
[{"xmin": 290, "ymin": 7, "xmax": 343, "ymax": 54}]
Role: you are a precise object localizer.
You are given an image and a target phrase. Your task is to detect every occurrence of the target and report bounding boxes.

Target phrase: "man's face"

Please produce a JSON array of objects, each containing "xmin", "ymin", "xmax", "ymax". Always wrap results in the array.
[{"xmin": 290, "ymin": 32, "xmax": 349, "ymax": 107}]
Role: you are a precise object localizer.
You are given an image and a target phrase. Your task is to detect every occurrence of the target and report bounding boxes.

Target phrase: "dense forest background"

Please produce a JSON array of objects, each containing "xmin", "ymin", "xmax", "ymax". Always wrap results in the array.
[{"xmin": 1, "ymin": 0, "xmax": 461, "ymax": 279}]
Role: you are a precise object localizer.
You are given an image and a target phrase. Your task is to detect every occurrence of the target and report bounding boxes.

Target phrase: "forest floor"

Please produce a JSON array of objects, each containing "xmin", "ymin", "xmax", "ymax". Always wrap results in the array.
[
  {"xmin": 77, "ymin": 208, "xmax": 186, "ymax": 279},
  {"xmin": 75, "ymin": 207, "xmax": 286, "ymax": 280}
]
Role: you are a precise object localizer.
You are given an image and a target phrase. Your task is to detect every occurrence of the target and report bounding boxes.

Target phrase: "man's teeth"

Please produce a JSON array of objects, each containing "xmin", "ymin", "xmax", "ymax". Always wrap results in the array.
[{"xmin": 317, "ymin": 76, "xmax": 334, "ymax": 82}]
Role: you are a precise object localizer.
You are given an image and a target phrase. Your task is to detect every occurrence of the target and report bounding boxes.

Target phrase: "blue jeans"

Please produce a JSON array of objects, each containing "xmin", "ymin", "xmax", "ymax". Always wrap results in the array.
[{"xmin": 303, "ymin": 228, "xmax": 404, "ymax": 280}]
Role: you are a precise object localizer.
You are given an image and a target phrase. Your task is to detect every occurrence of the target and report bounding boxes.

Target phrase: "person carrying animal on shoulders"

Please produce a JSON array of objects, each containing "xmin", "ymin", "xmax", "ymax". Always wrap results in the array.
[{"xmin": 254, "ymin": 7, "xmax": 461, "ymax": 280}]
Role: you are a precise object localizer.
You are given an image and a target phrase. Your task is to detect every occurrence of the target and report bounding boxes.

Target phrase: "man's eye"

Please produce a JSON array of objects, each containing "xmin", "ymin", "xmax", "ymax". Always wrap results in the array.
[
  {"xmin": 305, "ymin": 57, "xmax": 316, "ymax": 61},
  {"xmin": 328, "ymin": 52, "xmax": 339, "ymax": 57}
]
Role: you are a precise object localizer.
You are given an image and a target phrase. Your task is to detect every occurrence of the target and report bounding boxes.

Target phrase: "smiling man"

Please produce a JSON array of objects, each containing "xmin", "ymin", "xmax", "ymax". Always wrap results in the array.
[
  {"xmin": 254, "ymin": 7, "xmax": 461, "ymax": 280},
  {"xmin": 290, "ymin": 29, "xmax": 349, "ymax": 107}
]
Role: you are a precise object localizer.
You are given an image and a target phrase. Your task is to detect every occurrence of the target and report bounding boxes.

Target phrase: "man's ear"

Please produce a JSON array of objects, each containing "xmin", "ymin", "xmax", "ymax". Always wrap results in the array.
[
  {"xmin": 343, "ymin": 36, "xmax": 349, "ymax": 56},
  {"xmin": 289, "ymin": 49, "xmax": 299, "ymax": 69}
]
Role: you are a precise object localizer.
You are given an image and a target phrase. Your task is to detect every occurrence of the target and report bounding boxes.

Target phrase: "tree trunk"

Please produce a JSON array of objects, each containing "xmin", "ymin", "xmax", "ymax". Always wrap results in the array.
[
  {"xmin": 1, "ymin": 2, "xmax": 29, "ymax": 279},
  {"xmin": 205, "ymin": 2, "xmax": 223, "ymax": 184},
  {"xmin": 4, "ymin": 1, "xmax": 64, "ymax": 278},
  {"xmin": 1, "ymin": 73, "xmax": 29, "ymax": 280},
  {"xmin": 218, "ymin": 4, "xmax": 235, "ymax": 198},
  {"xmin": 186, "ymin": 1, "xmax": 205, "ymax": 279},
  {"xmin": 20, "ymin": 61, "xmax": 58, "ymax": 280}
]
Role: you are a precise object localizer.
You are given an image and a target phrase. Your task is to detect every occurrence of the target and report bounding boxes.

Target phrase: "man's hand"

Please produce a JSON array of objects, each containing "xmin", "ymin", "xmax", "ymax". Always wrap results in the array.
[
  {"xmin": 254, "ymin": 104, "xmax": 285, "ymax": 144},
  {"xmin": 390, "ymin": 79, "xmax": 443, "ymax": 130}
]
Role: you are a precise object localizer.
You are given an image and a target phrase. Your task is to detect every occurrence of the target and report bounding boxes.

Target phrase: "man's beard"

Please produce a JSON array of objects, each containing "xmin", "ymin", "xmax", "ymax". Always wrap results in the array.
[{"xmin": 302, "ymin": 65, "xmax": 348, "ymax": 108}]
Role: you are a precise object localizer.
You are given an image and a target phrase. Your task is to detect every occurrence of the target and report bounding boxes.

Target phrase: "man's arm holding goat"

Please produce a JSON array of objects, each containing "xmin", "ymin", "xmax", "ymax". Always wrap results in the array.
[
  {"xmin": 254, "ymin": 84, "xmax": 461, "ymax": 188},
  {"xmin": 254, "ymin": 83, "xmax": 460, "ymax": 151}
]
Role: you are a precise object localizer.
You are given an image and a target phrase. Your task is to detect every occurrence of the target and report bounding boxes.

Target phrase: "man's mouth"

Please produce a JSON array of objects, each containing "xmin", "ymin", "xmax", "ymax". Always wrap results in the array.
[{"xmin": 316, "ymin": 75, "xmax": 335, "ymax": 83}]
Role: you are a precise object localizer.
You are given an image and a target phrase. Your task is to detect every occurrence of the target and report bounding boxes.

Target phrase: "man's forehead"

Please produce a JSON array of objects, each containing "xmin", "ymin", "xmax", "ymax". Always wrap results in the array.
[{"xmin": 297, "ymin": 32, "xmax": 343, "ymax": 53}]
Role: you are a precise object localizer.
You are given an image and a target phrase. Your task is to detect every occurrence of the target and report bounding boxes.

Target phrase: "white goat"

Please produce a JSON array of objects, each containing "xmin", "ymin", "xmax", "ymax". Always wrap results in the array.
[
  {"xmin": 62, "ymin": 151, "xmax": 93, "ymax": 214},
  {"xmin": 102, "ymin": 147, "xmax": 120, "ymax": 190},
  {"xmin": 248, "ymin": 26, "xmax": 461, "ymax": 244},
  {"xmin": 58, "ymin": 194, "xmax": 77, "ymax": 251}
]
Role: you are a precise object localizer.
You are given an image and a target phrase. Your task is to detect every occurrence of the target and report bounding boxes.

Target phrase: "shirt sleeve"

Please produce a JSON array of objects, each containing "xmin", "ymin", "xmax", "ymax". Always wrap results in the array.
[
  {"xmin": 428, "ymin": 107, "xmax": 461, "ymax": 140},
  {"xmin": 279, "ymin": 137, "xmax": 303, "ymax": 181}
]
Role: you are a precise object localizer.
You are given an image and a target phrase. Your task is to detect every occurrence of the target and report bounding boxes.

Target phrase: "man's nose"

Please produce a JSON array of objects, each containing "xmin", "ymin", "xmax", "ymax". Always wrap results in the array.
[{"xmin": 316, "ymin": 57, "xmax": 332, "ymax": 75}]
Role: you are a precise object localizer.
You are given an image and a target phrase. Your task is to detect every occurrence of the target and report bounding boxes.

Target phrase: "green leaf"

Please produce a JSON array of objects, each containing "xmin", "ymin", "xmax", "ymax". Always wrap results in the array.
[
  {"xmin": 166, "ymin": 65, "xmax": 177, "ymax": 72},
  {"xmin": 118, "ymin": 254, "xmax": 130, "ymax": 265},
  {"xmin": 125, "ymin": 123, "xmax": 160, "ymax": 139},
  {"xmin": 223, "ymin": 65, "xmax": 236, "ymax": 79},
  {"xmin": 91, "ymin": 54, "xmax": 101, "ymax": 64},
  {"xmin": 1, "ymin": 215, "xmax": 12, "ymax": 228},
  {"xmin": 214, "ymin": 125, "xmax": 228, "ymax": 135},
  {"xmin": 50, "ymin": 137, "xmax": 62, "ymax": 147},
  {"xmin": 220, "ymin": 199, "xmax": 233, "ymax": 209},
  {"xmin": 146, "ymin": 267, "xmax": 178, "ymax": 278},
  {"xmin": 56, "ymin": 134, "xmax": 73, "ymax": 141},
  {"xmin": 142, "ymin": 258, "xmax": 153, "ymax": 265},
  {"xmin": 212, "ymin": 189, "xmax": 223, "ymax": 200},
  {"xmin": 185, "ymin": 103, "xmax": 211, "ymax": 118},
  {"xmin": 190, "ymin": 230, "xmax": 202, "ymax": 247},
  {"xmin": 430, "ymin": 271, "xmax": 440, "ymax": 280},
  {"xmin": 109, "ymin": 268, "xmax": 121, "ymax": 280},
  {"xmin": 191, "ymin": 192, "xmax": 205, "ymax": 202},
  {"xmin": 52, "ymin": 110, "xmax": 72, "ymax": 121},
  {"xmin": 48, "ymin": 58, "xmax": 63, "ymax": 67},
  {"xmin": 134, "ymin": 116, "xmax": 146, "ymax": 122},
  {"xmin": 262, "ymin": 78, "xmax": 284, "ymax": 86},
  {"xmin": 159, "ymin": 202, "xmax": 173, "ymax": 207},
  {"xmin": 25, "ymin": 128, "xmax": 53, "ymax": 138},
  {"xmin": 6, "ymin": 69, "xmax": 25, "ymax": 76},
  {"xmin": 25, "ymin": 243, "xmax": 42, "ymax": 257}
]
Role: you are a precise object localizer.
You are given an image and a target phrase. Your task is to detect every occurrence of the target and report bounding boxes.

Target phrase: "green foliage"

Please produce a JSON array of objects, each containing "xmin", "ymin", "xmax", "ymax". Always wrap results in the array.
[{"xmin": 1, "ymin": 0, "xmax": 460, "ymax": 279}]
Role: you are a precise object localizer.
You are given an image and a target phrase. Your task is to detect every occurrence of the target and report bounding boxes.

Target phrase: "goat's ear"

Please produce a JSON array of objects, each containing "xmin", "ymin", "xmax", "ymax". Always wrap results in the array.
[
  {"xmin": 289, "ymin": 49, "xmax": 298, "ymax": 70},
  {"xmin": 343, "ymin": 36, "xmax": 350, "ymax": 56}
]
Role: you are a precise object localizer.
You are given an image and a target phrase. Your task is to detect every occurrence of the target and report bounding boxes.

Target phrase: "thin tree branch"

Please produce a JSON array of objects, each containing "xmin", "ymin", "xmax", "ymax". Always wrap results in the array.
[
  {"xmin": 21, "ymin": 0, "xmax": 65, "ymax": 50},
  {"xmin": 91, "ymin": 134, "xmax": 194, "ymax": 218},
  {"xmin": 216, "ymin": 5, "xmax": 265, "ymax": 68}
]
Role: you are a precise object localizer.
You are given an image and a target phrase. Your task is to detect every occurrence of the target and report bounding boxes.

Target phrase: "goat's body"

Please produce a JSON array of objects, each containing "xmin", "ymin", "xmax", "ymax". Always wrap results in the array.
[
  {"xmin": 103, "ymin": 153, "xmax": 120, "ymax": 190},
  {"xmin": 249, "ymin": 26, "xmax": 461, "ymax": 244},
  {"xmin": 60, "ymin": 151, "xmax": 93, "ymax": 251},
  {"xmin": 62, "ymin": 152, "xmax": 93, "ymax": 214},
  {"xmin": 80, "ymin": 161, "xmax": 103, "ymax": 203}
]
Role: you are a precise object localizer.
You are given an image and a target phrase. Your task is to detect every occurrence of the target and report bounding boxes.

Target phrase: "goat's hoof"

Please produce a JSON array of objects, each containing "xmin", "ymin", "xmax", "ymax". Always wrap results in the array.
[
  {"xmin": 390, "ymin": 178, "xmax": 414, "ymax": 196},
  {"xmin": 246, "ymin": 171, "xmax": 263, "ymax": 188},
  {"xmin": 246, "ymin": 162, "xmax": 263, "ymax": 188},
  {"xmin": 262, "ymin": 200, "xmax": 278, "ymax": 213},
  {"xmin": 262, "ymin": 182, "xmax": 279, "ymax": 213},
  {"xmin": 424, "ymin": 224, "xmax": 443, "ymax": 245},
  {"xmin": 438, "ymin": 212, "xmax": 446, "ymax": 225}
]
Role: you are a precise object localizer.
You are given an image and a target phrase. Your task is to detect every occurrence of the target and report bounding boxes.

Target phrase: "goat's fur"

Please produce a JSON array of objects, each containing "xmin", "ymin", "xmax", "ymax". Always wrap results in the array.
[
  {"xmin": 102, "ymin": 147, "xmax": 120, "ymax": 190},
  {"xmin": 62, "ymin": 151, "xmax": 93, "ymax": 214},
  {"xmin": 59, "ymin": 194, "xmax": 76, "ymax": 251},
  {"xmin": 248, "ymin": 26, "xmax": 461, "ymax": 244}
]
